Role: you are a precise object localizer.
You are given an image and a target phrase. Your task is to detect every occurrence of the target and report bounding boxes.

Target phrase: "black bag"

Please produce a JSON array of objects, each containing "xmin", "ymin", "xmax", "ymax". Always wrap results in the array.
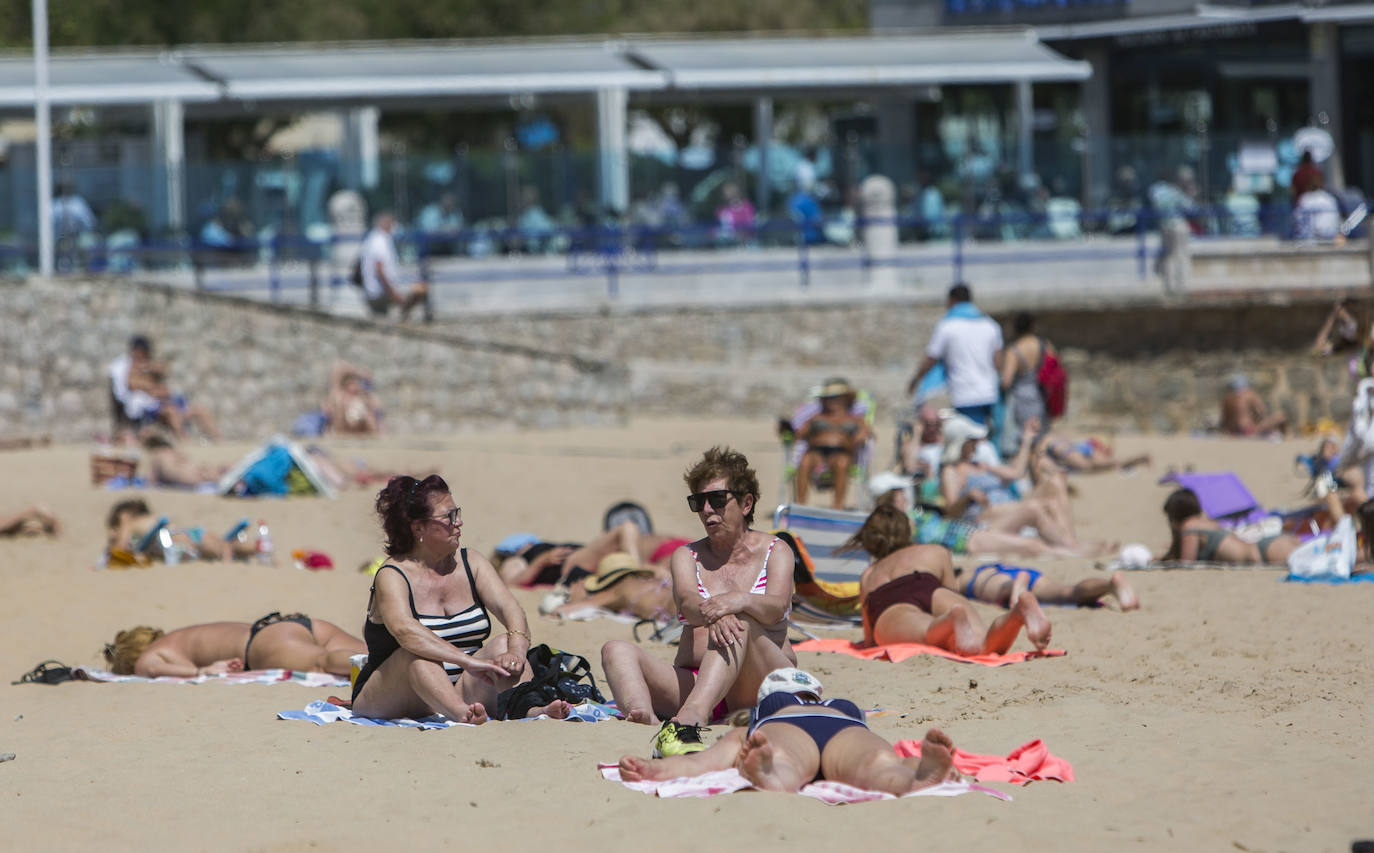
[
  {"xmin": 13, "ymin": 660, "xmax": 75, "ymax": 685},
  {"xmin": 495, "ymin": 644, "xmax": 605, "ymax": 720},
  {"xmin": 348, "ymin": 256, "xmax": 364, "ymax": 288}
]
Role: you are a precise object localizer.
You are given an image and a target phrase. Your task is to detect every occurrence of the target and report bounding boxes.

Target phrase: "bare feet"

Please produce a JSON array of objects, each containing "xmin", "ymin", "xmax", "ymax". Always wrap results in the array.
[
  {"xmin": 33, "ymin": 504, "xmax": 60, "ymax": 537},
  {"xmin": 1111, "ymin": 571, "xmax": 1140, "ymax": 611},
  {"xmin": 526, "ymin": 699, "xmax": 572, "ymax": 719},
  {"xmin": 909, "ymin": 727, "xmax": 962, "ymax": 791},
  {"xmin": 1013, "ymin": 591, "xmax": 1053, "ymax": 651},
  {"xmin": 737, "ymin": 729, "xmax": 789, "ymax": 792},
  {"xmin": 460, "ymin": 702, "xmax": 488, "ymax": 725},
  {"xmin": 618, "ymin": 755, "xmax": 658, "ymax": 782},
  {"xmin": 625, "ymin": 708, "xmax": 656, "ymax": 725},
  {"xmin": 947, "ymin": 606, "xmax": 982, "ymax": 657}
]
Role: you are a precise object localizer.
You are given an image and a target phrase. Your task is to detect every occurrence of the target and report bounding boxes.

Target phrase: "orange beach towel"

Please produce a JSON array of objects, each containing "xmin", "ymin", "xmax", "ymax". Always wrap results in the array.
[
  {"xmin": 894, "ymin": 738, "xmax": 1074, "ymax": 785},
  {"xmin": 794, "ymin": 637, "xmax": 1066, "ymax": 667}
]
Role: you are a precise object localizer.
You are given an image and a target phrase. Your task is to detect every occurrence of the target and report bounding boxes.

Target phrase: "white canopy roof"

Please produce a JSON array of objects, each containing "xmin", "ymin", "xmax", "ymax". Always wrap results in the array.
[{"xmin": 0, "ymin": 31, "xmax": 1089, "ymax": 109}]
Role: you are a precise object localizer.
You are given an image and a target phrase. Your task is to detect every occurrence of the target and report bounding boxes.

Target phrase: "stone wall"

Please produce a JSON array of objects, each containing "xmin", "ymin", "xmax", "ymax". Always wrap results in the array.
[
  {"xmin": 0, "ymin": 278, "xmax": 628, "ymax": 442},
  {"xmin": 1, "ymin": 278, "xmax": 1363, "ymax": 442}
]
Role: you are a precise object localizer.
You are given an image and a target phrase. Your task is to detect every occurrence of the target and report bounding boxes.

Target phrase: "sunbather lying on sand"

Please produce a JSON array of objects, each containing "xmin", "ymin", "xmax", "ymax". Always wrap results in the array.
[
  {"xmin": 547, "ymin": 552, "xmax": 675, "ymax": 621},
  {"xmin": 104, "ymin": 613, "xmax": 365, "ymax": 677},
  {"xmin": 104, "ymin": 498, "xmax": 260, "ymax": 563},
  {"xmin": 1162, "ymin": 488, "xmax": 1301, "ymax": 565},
  {"xmin": 618, "ymin": 667, "xmax": 961, "ymax": 795},
  {"xmin": 142, "ymin": 432, "xmax": 226, "ymax": 487},
  {"xmin": 1039, "ymin": 433, "xmax": 1150, "ymax": 474},
  {"xmin": 845, "ymin": 506, "xmax": 1052, "ymax": 655},
  {"xmin": 494, "ymin": 521, "xmax": 691, "ymax": 588},
  {"xmin": 0, "ymin": 504, "xmax": 60, "ymax": 537}
]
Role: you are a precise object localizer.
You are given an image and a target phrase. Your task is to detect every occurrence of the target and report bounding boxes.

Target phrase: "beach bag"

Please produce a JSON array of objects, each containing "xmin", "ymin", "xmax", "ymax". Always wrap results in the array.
[
  {"xmin": 1037, "ymin": 338, "xmax": 1068, "ymax": 419},
  {"xmin": 1286, "ymin": 516, "xmax": 1355, "ymax": 580},
  {"xmin": 495, "ymin": 644, "xmax": 606, "ymax": 720}
]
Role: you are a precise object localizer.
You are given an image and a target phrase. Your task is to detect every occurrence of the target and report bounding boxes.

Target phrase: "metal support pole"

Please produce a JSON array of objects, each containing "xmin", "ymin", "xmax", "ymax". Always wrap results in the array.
[
  {"xmin": 1016, "ymin": 79, "xmax": 1034, "ymax": 186},
  {"xmin": 32, "ymin": 0, "xmax": 53, "ymax": 277},
  {"xmin": 754, "ymin": 96, "xmax": 774, "ymax": 218}
]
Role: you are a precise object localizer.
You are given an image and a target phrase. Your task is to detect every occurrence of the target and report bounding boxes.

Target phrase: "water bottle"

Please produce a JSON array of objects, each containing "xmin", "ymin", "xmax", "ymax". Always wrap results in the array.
[{"xmin": 255, "ymin": 520, "xmax": 276, "ymax": 566}]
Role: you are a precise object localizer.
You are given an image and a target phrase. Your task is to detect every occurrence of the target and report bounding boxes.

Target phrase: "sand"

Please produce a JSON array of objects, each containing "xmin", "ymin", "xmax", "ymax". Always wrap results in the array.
[{"xmin": 1, "ymin": 418, "xmax": 1370, "ymax": 852}]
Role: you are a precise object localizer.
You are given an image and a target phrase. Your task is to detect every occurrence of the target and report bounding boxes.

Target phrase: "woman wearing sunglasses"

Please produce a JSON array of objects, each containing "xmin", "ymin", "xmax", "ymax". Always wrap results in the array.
[
  {"xmin": 602, "ymin": 446, "xmax": 797, "ymax": 758},
  {"xmin": 351, "ymin": 474, "xmax": 570, "ymax": 724}
]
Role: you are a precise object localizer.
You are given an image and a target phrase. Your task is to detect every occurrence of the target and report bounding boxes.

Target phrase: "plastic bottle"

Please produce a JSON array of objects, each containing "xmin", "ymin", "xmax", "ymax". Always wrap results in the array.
[{"xmin": 255, "ymin": 520, "xmax": 276, "ymax": 566}]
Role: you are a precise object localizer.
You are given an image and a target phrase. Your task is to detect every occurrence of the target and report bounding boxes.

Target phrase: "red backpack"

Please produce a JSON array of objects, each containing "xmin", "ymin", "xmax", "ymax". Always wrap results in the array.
[{"xmin": 1037, "ymin": 338, "xmax": 1068, "ymax": 419}]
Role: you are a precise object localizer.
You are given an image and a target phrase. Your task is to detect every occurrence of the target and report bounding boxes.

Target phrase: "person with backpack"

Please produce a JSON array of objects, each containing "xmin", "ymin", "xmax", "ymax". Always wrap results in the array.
[{"xmin": 999, "ymin": 312, "xmax": 1063, "ymax": 456}]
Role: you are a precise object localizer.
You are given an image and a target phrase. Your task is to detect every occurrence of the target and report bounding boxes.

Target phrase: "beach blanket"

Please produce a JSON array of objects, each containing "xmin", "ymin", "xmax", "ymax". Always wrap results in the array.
[
  {"xmin": 892, "ymin": 737, "xmax": 1074, "ymax": 785},
  {"xmin": 278, "ymin": 699, "xmax": 620, "ymax": 728},
  {"xmin": 556, "ymin": 605, "xmax": 640, "ymax": 624},
  {"xmin": 1114, "ymin": 560, "xmax": 1282, "ymax": 571},
  {"xmin": 102, "ymin": 476, "xmax": 220, "ymax": 494},
  {"xmin": 598, "ymin": 764, "xmax": 1010, "ymax": 804},
  {"xmin": 1283, "ymin": 572, "xmax": 1374, "ymax": 584},
  {"xmin": 794, "ymin": 638, "xmax": 1065, "ymax": 666},
  {"xmin": 74, "ymin": 666, "xmax": 347, "ymax": 687}
]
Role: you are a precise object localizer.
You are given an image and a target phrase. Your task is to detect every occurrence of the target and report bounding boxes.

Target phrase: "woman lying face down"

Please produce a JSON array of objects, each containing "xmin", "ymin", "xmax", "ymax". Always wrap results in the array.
[{"xmin": 104, "ymin": 615, "xmax": 364, "ymax": 678}]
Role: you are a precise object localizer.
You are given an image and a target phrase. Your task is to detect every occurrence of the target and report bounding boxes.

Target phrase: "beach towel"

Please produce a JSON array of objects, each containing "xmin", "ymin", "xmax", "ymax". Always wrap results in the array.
[
  {"xmin": 794, "ymin": 638, "xmax": 1065, "ymax": 667},
  {"xmin": 278, "ymin": 699, "xmax": 620, "ymax": 728},
  {"xmin": 102, "ymin": 475, "xmax": 220, "ymax": 494},
  {"xmin": 1157, "ymin": 471, "xmax": 1265, "ymax": 524},
  {"xmin": 1114, "ymin": 560, "xmax": 1282, "ymax": 571},
  {"xmin": 598, "ymin": 764, "xmax": 1010, "ymax": 804},
  {"xmin": 893, "ymin": 738, "xmax": 1074, "ymax": 785},
  {"xmin": 74, "ymin": 667, "xmax": 348, "ymax": 687}
]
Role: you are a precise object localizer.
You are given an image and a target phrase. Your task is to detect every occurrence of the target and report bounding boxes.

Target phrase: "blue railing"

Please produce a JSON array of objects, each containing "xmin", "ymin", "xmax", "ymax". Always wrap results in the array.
[{"xmin": 18, "ymin": 202, "xmax": 1363, "ymax": 305}]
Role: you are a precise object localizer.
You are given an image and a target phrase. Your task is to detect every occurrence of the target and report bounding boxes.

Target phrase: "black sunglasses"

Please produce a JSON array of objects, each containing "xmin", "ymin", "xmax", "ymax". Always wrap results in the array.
[
  {"xmin": 687, "ymin": 490, "xmax": 736, "ymax": 513},
  {"xmin": 429, "ymin": 508, "xmax": 462, "ymax": 527}
]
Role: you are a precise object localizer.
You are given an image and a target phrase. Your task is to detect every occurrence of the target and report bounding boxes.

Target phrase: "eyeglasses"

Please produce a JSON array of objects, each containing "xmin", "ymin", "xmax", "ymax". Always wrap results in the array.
[
  {"xmin": 429, "ymin": 508, "xmax": 462, "ymax": 527},
  {"xmin": 687, "ymin": 490, "xmax": 736, "ymax": 513}
]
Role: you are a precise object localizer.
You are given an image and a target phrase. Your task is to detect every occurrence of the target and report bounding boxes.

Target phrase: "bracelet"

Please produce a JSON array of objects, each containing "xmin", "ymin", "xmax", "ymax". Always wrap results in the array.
[{"xmin": 506, "ymin": 629, "xmax": 531, "ymax": 641}]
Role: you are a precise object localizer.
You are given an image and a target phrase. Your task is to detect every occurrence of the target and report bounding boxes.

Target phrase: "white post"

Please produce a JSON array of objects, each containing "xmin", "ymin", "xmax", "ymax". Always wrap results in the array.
[
  {"xmin": 754, "ymin": 96, "xmax": 774, "ymax": 216},
  {"xmin": 1016, "ymin": 78, "xmax": 1034, "ymax": 185},
  {"xmin": 596, "ymin": 87, "xmax": 628, "ymax": 213},
  {"xmin": 340, "ymin": 107, "xmax": 380, "ymax": 190},
  {"xmin": 32, "ymin": 0, "xmax": 53, "ymax": 277},
  {"xmin": 153, "ymin": 99, "xmax": 185, "ymax": 230}
]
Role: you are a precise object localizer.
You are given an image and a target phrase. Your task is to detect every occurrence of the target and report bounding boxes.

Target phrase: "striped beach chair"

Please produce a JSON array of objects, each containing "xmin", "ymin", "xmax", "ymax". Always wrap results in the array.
[{"xmin": 772, "ymin": 503, "xmax": 873, "ymax": 626}]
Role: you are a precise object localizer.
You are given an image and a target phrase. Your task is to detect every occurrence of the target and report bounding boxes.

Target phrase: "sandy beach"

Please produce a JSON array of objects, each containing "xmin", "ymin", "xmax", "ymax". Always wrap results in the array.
[{"xmin": 2, "ymin": 417, "xmax": 1370, "ymax": 852}]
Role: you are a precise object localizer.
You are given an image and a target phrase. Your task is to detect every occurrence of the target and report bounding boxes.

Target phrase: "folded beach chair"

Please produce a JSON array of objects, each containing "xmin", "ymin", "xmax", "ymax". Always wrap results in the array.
[
  {"xmin": 772, "ymin": 503, "xmax": 876, "ymax": 627},
  {"xmin": 779, "ymin": 387, "xmax": 877, "ymax": 511}
]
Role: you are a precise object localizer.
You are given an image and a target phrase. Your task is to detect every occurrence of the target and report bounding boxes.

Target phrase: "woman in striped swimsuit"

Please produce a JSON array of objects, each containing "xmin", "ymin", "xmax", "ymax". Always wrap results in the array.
[
  {"xmin": 351, "ymin": 475, "xmax": 569, "ymax": 724},
  {"xmin": 601, "ymin": 447, "xmax": 797, "ymax": 758}
]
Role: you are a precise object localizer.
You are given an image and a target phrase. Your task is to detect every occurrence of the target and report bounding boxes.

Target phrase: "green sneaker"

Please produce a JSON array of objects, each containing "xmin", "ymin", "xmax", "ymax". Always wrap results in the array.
[{"xmin": 651, "ymin": 720, "xmax": 708, "ymax": 758}]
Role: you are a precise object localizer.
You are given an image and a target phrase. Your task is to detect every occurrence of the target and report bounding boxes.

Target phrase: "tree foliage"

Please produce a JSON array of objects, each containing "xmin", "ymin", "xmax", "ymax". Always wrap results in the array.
[{"xmin": 0, "ymin": 0, "xmax": 866, "ymax": 48}]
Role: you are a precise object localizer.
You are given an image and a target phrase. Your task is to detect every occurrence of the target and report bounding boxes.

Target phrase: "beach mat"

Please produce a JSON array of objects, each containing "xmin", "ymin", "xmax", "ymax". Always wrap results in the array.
[
  {"xmin": 278, "ymin": 699, "xmax": 620, "ymax": 728},
  {"xmin": 598, "ymin": 765, "xmax": 1010, "ymax": 804},
  {"xmin": 893, "ymin": 737, "xmax": 1074, "ymax": 785},
  {"xmin": 794, "ymin": 638, "xmax": 1065, "ymax": 666},
  {"xmin": 75, "ymin": 667, "xmax": 347, "ymax": 687}
]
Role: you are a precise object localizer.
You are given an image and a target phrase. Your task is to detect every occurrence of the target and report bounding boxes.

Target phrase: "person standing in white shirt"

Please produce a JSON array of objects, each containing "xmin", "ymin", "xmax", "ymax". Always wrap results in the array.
[
  {"xmin": 359, "ymin": 212, "xmax": 429, "ymax": 321},
  {"xmin": 907, "ymin": 282, "xmax": 1003, "ymax": 428}
]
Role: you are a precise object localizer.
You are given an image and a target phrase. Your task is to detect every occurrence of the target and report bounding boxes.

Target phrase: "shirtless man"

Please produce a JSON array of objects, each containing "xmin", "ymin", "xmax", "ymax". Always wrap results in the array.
[
  {"xmin": 142, "ymin": 432, "xmax": 226, "ymax": 487},
  {"xmin": 1219, "ymin": 374, "xmax": 1288, "ymax": 438},
  {"xmin": 103, "ymin": 615, "xmax": 365, "ymax": 677}
]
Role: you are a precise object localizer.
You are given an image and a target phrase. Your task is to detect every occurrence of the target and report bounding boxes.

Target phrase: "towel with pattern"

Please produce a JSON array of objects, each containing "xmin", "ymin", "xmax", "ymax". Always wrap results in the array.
[
  {"xmin": 278, "ymin": 699, "xmax": 620, "ymax": 728},
  {"xmin": 75, "ymin": 667, "xmax": 348, "ymax": 687},
  {"xmin": 794, "ymin": 638, "xmax": 1066, "ymax": 666},
  {"xmin": 598, "ymin": 764, "xmax": 1011, "ymax": 803}
]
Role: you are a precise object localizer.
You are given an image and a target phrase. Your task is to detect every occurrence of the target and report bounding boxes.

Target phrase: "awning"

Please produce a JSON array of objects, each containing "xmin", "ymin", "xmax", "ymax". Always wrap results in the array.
[{"xmin": 0, "ymin": 32, "xmax": 1089, "ymax": 109}]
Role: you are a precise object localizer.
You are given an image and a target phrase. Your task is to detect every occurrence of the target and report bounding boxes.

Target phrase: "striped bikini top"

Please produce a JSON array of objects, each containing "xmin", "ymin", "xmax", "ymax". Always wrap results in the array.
[
  {"xmin": 678, "ymin": 536, "xmax": 788, "ymax": 625},
  {"xmin": 365, "ymin": 552, "xmax": 491, "ymax": 683}
]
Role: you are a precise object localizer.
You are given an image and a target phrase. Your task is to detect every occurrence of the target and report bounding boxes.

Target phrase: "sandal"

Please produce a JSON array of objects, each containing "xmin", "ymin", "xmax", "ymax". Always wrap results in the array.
[{"xmin": 13, "ymin": 660, "xmax": 75, "ymax": 685}]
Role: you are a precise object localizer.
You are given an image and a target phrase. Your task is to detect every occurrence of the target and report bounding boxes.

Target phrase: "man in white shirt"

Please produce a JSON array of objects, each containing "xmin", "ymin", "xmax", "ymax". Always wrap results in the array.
[
  {"xmin": 359, "ymin": 212, "xmax": 429, "ymax": 321},
  {"xmin": 907, "ymin": 282, "xmax": 1004, "ymax": 428}
]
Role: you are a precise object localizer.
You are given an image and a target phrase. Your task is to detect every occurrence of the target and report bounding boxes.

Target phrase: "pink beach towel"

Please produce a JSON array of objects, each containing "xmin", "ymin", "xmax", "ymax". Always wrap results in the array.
[
  {"xmin": 893, "ymin": 738, "xmax": 1074, "ymax": 785},
  {"xmin": 794, "ymin": 637, "xmax": 1066, "ymax": 666},
  {"xmin": 598, "ymin": 764, "xmax": 1011, "ymax": 804}
]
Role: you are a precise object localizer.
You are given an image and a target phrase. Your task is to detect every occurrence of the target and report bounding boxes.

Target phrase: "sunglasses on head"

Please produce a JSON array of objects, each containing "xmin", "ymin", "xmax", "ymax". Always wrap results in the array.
[
  {"xmin": 687, "ymin": 490, "xmax": 736, "ymax": 513},
  {"xmin": 429, "ymin": 508, "xmax": 462, "ymax": 527}
]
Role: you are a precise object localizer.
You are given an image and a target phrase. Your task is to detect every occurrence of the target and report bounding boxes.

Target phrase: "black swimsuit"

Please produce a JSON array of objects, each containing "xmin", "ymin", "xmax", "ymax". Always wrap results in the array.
[{"xmin": 243, "ymin": 612, "xmax": 313, "ymax": 669}]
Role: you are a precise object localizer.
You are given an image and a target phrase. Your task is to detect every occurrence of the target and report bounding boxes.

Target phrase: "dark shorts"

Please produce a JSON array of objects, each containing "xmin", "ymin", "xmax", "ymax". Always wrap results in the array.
[
  {"xmin": 244, "ymin": 612, "xmax": 313, "ymax": 669},
  {"xmin": 863, "ymin": 571, "xmax": 943, "ymax": 628},
  {"xmin": 366, "ymin": 293, "xmax": 392, "ymax": 316}
]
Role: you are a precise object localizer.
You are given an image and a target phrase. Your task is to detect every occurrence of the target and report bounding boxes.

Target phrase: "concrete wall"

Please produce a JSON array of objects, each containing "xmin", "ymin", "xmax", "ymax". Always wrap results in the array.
[
  {"xmin": 0, "ymin": 278, "xmax": 628, "ymax": 442},
  {"xmin": 0, "ymin": 277, "xmax": 1362, "ymax": 442}
]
